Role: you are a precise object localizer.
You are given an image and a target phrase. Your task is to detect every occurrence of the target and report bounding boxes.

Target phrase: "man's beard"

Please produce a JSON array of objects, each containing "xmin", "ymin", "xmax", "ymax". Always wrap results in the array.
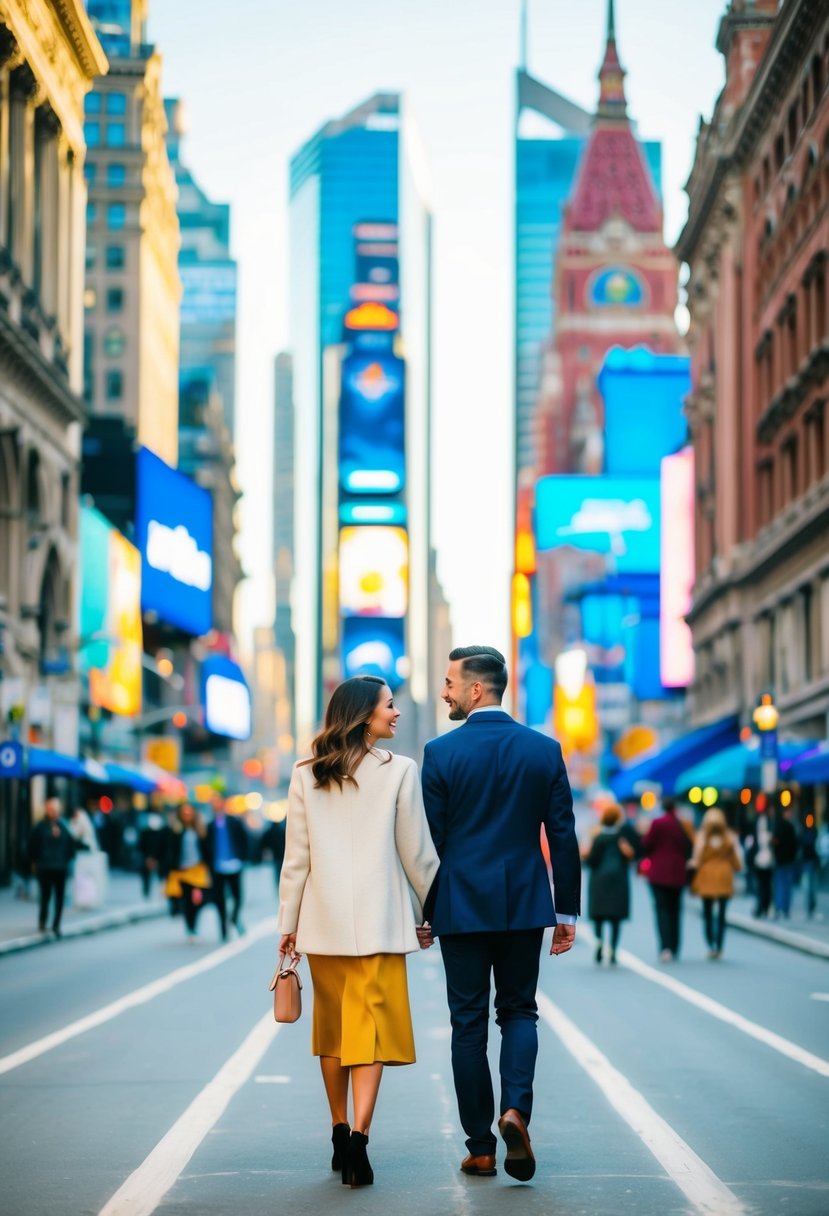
[{"xmin": 447, "ymin": 705, "xmax": 468, "ymax": 721}]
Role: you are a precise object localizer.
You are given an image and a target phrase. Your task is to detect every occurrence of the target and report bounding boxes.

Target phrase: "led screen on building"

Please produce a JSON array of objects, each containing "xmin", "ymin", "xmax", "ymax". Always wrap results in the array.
[
  {"xmin": 135, "ymin": 446, "xmax": 213, "ymax": 636},
  {"xmin": 660, "ymin": 447, "xmax": 695, "ymax": 688},
  {"xmin": 339, "ymin": 352, "xmax": 405, "ymax": 494},
  {"xmin": 339, "ymin": 525, "xmax": 408, "ymax": 618},
  {"xmin": 341, "ymin": 616, "xmax": 406, "ymax": 690},
  {"xmin": 202, "ymin": 655, "xmax": 252, "ymax": 740},
  {"xmin": 80, "ymin": 505, "xmax": 142, "ymax": 716},
  {"xmin": 535, "ymin": 475, "xmax": 660, "ymax": 574},
  {"xmin": 597, "ymin": 347, "xmax": 691, "ymax": 477}
]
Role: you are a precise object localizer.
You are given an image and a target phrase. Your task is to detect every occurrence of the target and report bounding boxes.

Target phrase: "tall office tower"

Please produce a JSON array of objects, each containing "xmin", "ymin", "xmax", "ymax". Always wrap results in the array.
[
  {"xmin": 273, "ymin": 353, "xmax": 296, "ymax": 761},
  {"xmin": 83, "ymin": 0, "xmax": 180, "ymax": 467},
  {"xmin": 288, "ymin": 93, "xmax": 433, "ymax": 752},
  {"xmin": 165, "ymin": 99, "xmax": 241, "ymax": 638}
]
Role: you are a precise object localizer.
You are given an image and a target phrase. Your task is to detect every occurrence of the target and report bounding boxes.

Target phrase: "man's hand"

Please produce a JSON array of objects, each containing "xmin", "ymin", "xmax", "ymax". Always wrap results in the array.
[
  {"xmin": 550, "ymin": 924, "xmax": 576, "ymax": 956},
  {"xmin": 416, "ymin": 921, "xmax": 434, "ymax": 949}
]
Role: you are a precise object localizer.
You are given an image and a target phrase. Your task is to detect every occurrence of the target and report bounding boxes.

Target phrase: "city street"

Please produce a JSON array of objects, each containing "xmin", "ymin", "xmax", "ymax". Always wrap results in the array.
[{"xmin": 1, "ymin": 867, "xmax": 827, "ymax": 1216}]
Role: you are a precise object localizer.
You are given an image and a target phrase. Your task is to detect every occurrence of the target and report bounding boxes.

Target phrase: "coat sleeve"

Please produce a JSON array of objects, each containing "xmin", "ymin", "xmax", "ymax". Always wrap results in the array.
[
  {"xmin": 277, "ymin": 765, "xmax": 311, "ymax": 934},
  {"xmin": 395, "ymin": 760, "xmax": 440, "ymax": 922},
  {"xmin": 543, "ymin": 746, "xmax": 581, "ymax": 916},
  {"xmin": 420, "ymin": 742, "xmax": 448, "ymax": 857}
]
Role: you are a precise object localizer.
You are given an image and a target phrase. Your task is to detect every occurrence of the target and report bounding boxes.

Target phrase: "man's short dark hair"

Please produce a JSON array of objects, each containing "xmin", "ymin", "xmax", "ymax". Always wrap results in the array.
[{"xmin": 449, "ymin": 645, "xmax": 508, "ymax": 700}]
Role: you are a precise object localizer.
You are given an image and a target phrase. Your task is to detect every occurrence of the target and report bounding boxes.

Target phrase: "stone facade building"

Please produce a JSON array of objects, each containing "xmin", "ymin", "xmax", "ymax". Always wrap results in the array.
[{"xmin": 678, "ymin": 0, "xmax": 829, "ymax": 739}]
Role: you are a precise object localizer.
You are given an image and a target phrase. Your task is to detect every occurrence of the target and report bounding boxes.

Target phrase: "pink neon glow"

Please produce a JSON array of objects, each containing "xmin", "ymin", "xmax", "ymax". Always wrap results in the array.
[{"xmin": 660, "ymin": 447, "xmax": 695, "ymax": 688}]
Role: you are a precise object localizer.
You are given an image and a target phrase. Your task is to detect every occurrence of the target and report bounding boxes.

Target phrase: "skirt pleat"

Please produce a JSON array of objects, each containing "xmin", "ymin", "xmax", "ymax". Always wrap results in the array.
[{"xmin": 307, "ymin": 953, "xmax": 415, "ymax": 1067}]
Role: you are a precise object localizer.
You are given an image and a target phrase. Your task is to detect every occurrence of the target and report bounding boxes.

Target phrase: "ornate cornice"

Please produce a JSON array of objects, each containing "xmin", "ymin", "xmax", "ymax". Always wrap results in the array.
[{"xmin": 0, "ymin": 307, "xmax": 86, "ymax": 428}]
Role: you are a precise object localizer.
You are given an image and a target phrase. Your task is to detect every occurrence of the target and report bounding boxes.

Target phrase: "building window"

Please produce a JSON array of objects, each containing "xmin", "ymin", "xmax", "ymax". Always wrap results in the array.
[
  {"xmin": 83, "ymin": 331, "xmax": 94, "ymax": 404},
  {"xmin": 816, "ymin": 262, "xmax": 827, "ymax": 340},
  {"xmin": 106, "ymin": 287, "xmax": 124, "ymax": 312},
  {"xmin": 107, "ymin": 203, "xmax": 126, "ymax": 231},
  {"xmin": 85, "ymin": 93, "xmax": 102, "ymax": 115},
  {"xmin": 106, "ymin": 92, "xmax": 127, "ymax": 116},
  {"xmin": 107, "ymin": 163, "xmax": 126, "ymax": 187},
  {"xmin": 85, "ymin": 245, "xmax": 97, "ymax": 272},
  {"xmin": 106, "ymin": 122, "xmax": 126, "ymax": 149},
  {"xmin": 84, "ymin": 162, "xmax": 97, "ymax": 184},
  {"xmin": 813, "ymin": 55, "xmax": 824, "ymax": 113},
  {"xmin": 103, "ymin": 327, "xmax": 126, "ymax": 358},
  {"xmin": 83, "ymin": 288, "xmax": 96, "ymax": 311},
  {"xmin": 757, "ymin": 459, "xmax": 774, "ymax": 528},
  {"xmin": 86, "ymin": 201, "xmax": 96, "ymax": 227},
  {"xmin": 84, "ymin": 121, "xmax": 101, "ymax": 149},
  {"xmin": 787, "ymin": 103, "xmax": 799, "ymax": 153},
  {"xmin": 105, "ymin": 370, "xmax": 124, "ymax": 401},
  {"xmin": 782, "ymin": 436, "xmax": 798, "ymax": 504},
  {"xmin": 807, "ymin": 406, "xmax": 826, "ymax": 483},
  {"xmin": 803, "ymin": 586, "xmax": 814, "ymax": 682},
  {"xmin": 105, "ymin": 244, "xmax": 125, "ymax": 270},
  {"xmin": 60, "ymin": 471, "xmax": 71, "ymax": 529},
  {"xmin": 774, "ymin": 132, "xmax": 785, "ymax": 172}
]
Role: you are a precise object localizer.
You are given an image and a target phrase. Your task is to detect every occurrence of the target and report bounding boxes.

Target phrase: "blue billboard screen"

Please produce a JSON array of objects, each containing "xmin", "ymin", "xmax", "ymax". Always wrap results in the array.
[
  {"xmin": 339, "ymin": 352, "xmax": 405, "ymax": 495},
  {"xmin": 135, "ymin": 447, "xmax": 213, "ymax": 636},
  {"xmin": 341, "ymin": 617, "xmax": 406, "ymax": 690},
  {"xmin": 535, "ymin": 475, "xmax": 660, "ymax": 573},
  {"xmin": 597, "ymin": 347, "xmax": 691, "ymax": 477}
]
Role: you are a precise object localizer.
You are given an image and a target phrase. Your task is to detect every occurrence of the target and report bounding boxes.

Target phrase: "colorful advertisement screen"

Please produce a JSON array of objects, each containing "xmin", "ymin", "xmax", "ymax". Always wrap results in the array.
[
  {"xmin": 80, "ymin": 505, "xmax": 142, "ymax": 716},
  {"xmin": 597, "ymin": 347, "xmax": 691, "ymax": 477},
  {"xmin": 660, "ymin": 447, "xmax": 695, "ymax": 688},
  {"xmin": 535, "ymin": 475, "xmax": 660, "ymax": 574},
  {"xmin": 339, "ymin": 352, "xmax": 405, "ymax": 495},
  {"xmin": 202, "ymin": 655, "xmax": 252, "ymax": 741},
  {"xmin": 339, "ymin": 526, "xmax": 408, "ymax": 618},
  {"xmin": 135, "ymin": 446, "xmax": 213, "ymax": 636},
  {"xmin": 341, "ymin": 616, "xmax": 406, "ymax": 691}
]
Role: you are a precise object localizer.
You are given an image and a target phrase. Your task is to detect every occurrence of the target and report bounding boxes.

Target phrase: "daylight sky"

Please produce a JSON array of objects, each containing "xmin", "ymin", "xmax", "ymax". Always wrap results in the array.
[{"xmin": 148, "ymin": 0, "xmax": 728, "ymax": 660}]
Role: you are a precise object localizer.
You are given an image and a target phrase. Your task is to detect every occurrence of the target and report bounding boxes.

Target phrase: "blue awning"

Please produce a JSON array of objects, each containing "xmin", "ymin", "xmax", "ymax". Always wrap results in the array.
[
  {"xmin": 28, "ymin": 748, "xmax": 109, "ymax": 782},
  {"xmin": 790, "ymin": 743, "xmax": 829, "ymax": 785},
  {"xmin": 104, "ymin": 762, "xmax": 158, "ymax": 794},
  {"xmin": 674, "ymin": 739, "xmax": 817, "ymax": 793},
  {"xmin": 610, "ymin": 714, "xmax": 740, "ymax": 800}
]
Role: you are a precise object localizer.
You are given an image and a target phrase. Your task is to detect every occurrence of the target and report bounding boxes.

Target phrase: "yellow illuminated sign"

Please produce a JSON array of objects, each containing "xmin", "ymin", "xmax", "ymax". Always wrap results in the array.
[
  {"xmin": 90, "ymin": 531, "xmax": 142, "ymax": 716},
  {"xmin": 344, "ymin": 301, "xmax": 399, "ymax": 331},
  {"xmin": 339, "ymin": 526, "xmax": 408, "ymax": 618}
]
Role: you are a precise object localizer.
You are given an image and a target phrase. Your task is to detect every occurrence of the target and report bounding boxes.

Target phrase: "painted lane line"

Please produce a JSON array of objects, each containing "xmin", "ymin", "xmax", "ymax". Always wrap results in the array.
[
  {"xmin": 536, "ymin": 991, "xmax": 747, "ymax": 1216},
  {"xmin": 0, "ymin": 917, "xmax": 277, "ymax": 1077},
  {"xmin": 253, "ymin": 1074, "xmax": 291, "ymax": 1083},
  {"xmin": 614, "ymin": 944, "xmax": 829, "ymax": 1080},
  {"xmin": 99, "ymin": 1012, "xmax": 278, "ymax": 1216}
]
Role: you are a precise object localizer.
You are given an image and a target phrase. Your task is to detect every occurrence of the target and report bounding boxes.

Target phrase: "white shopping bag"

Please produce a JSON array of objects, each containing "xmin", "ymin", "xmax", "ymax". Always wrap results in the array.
[{"xmin": 73, "ymin": 852, "xmax": 109, "ymax": 909}]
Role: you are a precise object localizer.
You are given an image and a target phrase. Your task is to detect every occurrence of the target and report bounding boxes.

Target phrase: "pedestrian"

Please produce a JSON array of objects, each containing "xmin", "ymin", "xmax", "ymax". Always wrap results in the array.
[
  {"xmin": 206, "ymin": 794, "xmax": 249, "ymax": 940},
  {"xmin": 798, "ymin": 815, "xmax": 820, "ymax": 918},
  {"xmin": 138, "ymin": 812, "xmax": 166, "ymax": 899},
  {"xmin": 421, "ymin": 646, "xmax": 580, "ymax": 1183},
  {"xmin": 641, "ymin": 797, "xmax": 693, "ymax": 962},
  {"xmin": 772, "ymin": 804, "xmax": 798, "ymax": 918},
  {"xmin": 689, "ymin": 807, "xmax": 743, "ymax": 959},
  {"xmin": 583, "ymin": 802, "xmax": 638, "ymax": 965},
  {"xmin": 67, "ymin": 805, "xmax": 99, "ymax": 853},
  {"xmin": 260, "ymin": 816, "xmax": 286, "ymax": 893},
  {"xmin": 29, "ymin": 797, "xmax": 76, "ymax": 937},
  {"xmin": 164, "ymin": 803, "xmax": 211, "ymax": 939},
  {"xmin": 278, "ymin": 675, "xmax": 439, "ymax": 1189},
  {"xmin": 747, "ymin": 809, "xmax": 774, "ymax": 916}
]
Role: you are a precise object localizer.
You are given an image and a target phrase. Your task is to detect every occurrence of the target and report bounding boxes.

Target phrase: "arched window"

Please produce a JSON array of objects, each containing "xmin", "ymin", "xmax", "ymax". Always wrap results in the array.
[{"xmin": 25, "ymin": 449, "xmax": 42, "ymax": 529}]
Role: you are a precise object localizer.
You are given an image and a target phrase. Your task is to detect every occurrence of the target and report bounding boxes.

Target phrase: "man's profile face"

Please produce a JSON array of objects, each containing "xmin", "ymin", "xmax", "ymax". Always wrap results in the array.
[
  {"xmin": 44, "ymin": 800, "xmax": 60, "ymax": 820},
  {"xmin": 443, "ymin": 660, "xmax": 473, "ymax": 721}
]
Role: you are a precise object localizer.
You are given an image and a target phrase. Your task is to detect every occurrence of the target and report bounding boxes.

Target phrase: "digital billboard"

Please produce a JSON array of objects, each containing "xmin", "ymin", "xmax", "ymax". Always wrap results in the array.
[
  {"xmin": 202, "ymin": 655, "xmax": 252, "ymax": 741},
  {"xmin": 339, "ymin": 526, "xmax": 408, "ymax": 618},
  {"xmin": 597, "ymin": 347, "xmax": 691, "ymax": 477},
  {"xmin": 339, "ymin": 352, "xmax": 405, "ymax": 494},
  {"xmin": 80, "ymin": 505, "xmax": 142, "ymax": 716},
  {"xmin": 341, "ymin": 617, "xmax": 406, "ymax": 690},
  {"xmin": 535, "ymin": 475, "xmax": 660, "ymax": 574},
  {"xmin": 660, "ymin": 447, "xmax": 695, "ymax": 688},
  {"xmin": 135, "ymin": 447, "xmax": 213, "ymax": 636}
]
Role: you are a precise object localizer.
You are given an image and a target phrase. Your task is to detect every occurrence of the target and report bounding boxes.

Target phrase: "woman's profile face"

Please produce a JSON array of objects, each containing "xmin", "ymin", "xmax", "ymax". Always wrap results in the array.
[{"xmin": 366, "ymin": 684, "xmax": 399, "ymax": 741}]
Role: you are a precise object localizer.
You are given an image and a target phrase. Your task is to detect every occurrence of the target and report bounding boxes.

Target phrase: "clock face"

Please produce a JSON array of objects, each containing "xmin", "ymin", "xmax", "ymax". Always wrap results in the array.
[{"xmin": 589, "ymin": 266, "xmax": 645, "ymax": 307}]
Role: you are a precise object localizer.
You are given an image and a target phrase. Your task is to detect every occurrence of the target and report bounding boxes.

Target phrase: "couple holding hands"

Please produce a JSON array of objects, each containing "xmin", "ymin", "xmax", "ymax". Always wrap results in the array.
[{"xmin": 277, "ymin": 645, "xmax": 581, "ymax": 1188}]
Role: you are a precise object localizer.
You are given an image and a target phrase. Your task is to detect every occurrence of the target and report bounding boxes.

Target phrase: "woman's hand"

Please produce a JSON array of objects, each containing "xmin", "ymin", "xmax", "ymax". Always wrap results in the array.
[
  {"xmin": 416, "ymin": 922, "xmax": 434, "ymax": 949},
  {"xmin": 279, "ymin": 932, "xmax": 298, "ymax": 959}
]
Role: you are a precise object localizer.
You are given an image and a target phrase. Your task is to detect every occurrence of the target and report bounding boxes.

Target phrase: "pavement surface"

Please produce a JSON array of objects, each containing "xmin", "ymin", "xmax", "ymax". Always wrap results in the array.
[{"xmin": 1, "ymin": 865, "xmax": 827, "ymax": 1216}]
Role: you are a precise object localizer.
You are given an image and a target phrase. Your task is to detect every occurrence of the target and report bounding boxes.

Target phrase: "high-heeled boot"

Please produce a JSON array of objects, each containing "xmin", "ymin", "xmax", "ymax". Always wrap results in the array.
[
  {"xmin": 331, "ymin": 1123, "xmax": 351, "ymax": 1175},
  {"xmin": 344, "ymin": 1130, "xmax": 374, "ymax": 1188}
]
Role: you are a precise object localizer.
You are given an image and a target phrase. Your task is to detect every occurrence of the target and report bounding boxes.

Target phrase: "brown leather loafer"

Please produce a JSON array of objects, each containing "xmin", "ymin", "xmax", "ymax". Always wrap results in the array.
[
  {"xmin": 460, "ymin": 1153, "xmax": 497, "ymax": 1176},
  {"xmin": 498, "ymin": 1108, "xmax": 536, "ymax": 1181}
]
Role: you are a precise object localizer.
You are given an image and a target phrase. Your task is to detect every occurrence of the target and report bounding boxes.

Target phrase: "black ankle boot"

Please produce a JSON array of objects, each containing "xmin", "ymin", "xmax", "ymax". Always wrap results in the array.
[
  {"xmin": 331, "ymin": 1123, "xmax": 350, "ymax": 1174},
  {"xmin": 344, "ymin": 1131, "xmax": 374, "ymax": 1187}
]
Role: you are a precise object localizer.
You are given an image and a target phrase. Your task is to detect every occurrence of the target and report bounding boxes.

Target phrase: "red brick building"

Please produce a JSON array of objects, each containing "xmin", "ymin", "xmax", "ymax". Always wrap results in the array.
[{"xmin": 678, "ymin": 0, "xmax": 829, "ymax": 739}]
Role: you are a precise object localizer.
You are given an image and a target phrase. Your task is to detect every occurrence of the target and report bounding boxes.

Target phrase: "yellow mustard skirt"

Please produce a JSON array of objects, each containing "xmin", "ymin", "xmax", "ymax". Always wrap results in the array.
[
  {"xmin": 165, "ymin": 862, "xmax": 211, "ymax": 898},
  {"xmin": 306, "ymin": 953, "xmax": 415, "ymax": 1067}
]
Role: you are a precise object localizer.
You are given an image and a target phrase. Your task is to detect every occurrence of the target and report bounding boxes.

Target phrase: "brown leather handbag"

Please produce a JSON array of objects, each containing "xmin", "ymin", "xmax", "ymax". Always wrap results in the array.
[{"xmin": 269, "ymin": 953, "xmax": 303, "ymax": 1023}]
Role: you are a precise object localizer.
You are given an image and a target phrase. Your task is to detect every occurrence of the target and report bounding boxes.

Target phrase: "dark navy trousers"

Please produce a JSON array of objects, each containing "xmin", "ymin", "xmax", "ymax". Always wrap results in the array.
[{"xmin": 438, "ymin": 928, "xmax": 544, "ymax": 1156}]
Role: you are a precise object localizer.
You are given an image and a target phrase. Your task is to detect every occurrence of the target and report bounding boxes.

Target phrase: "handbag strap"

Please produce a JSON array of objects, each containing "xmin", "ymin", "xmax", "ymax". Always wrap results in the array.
[{"xmin": 278, "ymin": 952, "xmax": 303, "ymax": 984}]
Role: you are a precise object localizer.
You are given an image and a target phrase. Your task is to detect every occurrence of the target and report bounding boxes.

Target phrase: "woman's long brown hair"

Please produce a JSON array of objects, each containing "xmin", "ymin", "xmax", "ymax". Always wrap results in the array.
[{"xmin": 300, "ymin": 675, "xmax": 391, "ymax": 790}]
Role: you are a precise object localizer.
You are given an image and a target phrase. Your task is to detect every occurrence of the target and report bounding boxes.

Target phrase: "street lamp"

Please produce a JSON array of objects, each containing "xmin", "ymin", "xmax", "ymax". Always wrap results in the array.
[{"xmin": 752, "ymin": 692, "xmax": 779, "ymax": 795}]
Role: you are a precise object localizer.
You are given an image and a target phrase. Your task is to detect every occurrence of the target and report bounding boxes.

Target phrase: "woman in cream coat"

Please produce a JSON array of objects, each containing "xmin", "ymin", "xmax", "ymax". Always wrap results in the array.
[{"xmin": 278, "ymin": 675, "xmax": 439, "ymax": 1188}]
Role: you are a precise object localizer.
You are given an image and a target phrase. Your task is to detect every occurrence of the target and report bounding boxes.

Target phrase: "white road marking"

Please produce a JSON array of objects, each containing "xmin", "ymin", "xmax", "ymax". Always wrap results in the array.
[
  {"xmin": 253, "ymin": 1074, "xmax": 291, "ymax": 1083},
  {"xmin": 536, "ymin": 991, "xmax": 747, "ymax": 1216},
  {"xmin": 99, "ymin": 1012, "xmax": 278, "ymax": 1216},
  {"xmin": 810, "ymin": 993, "xmax": 829, "ymax": 1003},
  {"xmin": 0, "ymin": 917, "xmax": 278, "ymax": 1077}
]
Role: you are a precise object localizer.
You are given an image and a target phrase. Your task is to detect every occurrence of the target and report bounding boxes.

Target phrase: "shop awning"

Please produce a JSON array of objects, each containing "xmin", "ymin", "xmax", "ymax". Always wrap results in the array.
[
  {"xmin": 610, "ymin": 714, "xmax": 740, "ymax": 801},
  {"xmin": 28, "ymin": 748, "xmax": 108, "ymax": 783},
  {"xmin": 674, "ymin": 739, "xmax": 817, "ymax": 794},
  {"xmin": 790, "ymin": 743, "xmax": 829, "ymax": 785},
  {"xmin": 104, "ymin": 762, "xmax": 158, "ymax": 794}
]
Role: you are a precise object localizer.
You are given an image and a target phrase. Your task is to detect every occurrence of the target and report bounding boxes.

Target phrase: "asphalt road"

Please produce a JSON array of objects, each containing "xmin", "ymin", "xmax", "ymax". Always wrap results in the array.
[{"xmin": 1, "ymin": 867, "xmax": 827, "ymax": 1216}]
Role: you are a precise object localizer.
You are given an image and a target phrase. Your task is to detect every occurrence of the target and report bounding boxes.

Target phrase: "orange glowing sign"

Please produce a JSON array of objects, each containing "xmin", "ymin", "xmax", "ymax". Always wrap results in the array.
[{"xmin": 344, "ymin": 301, "xmax": 399, "ymax": 331}]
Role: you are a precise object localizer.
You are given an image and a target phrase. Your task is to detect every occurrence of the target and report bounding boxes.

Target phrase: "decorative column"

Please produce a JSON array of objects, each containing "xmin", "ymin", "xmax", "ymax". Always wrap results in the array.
[
  {"xmin": 8, "ymin": 63, "xmax": 38, "ymax": 285},
  {"xmin": 34, "ymin": 103, "xmax": 61, "ymax": 324}
]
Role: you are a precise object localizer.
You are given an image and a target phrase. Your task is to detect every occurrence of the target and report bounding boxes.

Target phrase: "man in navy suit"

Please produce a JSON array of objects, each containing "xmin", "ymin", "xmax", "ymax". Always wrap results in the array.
[{"xmin": 421, "ymin": 646, "xmax": 580, "ymax": 1182}]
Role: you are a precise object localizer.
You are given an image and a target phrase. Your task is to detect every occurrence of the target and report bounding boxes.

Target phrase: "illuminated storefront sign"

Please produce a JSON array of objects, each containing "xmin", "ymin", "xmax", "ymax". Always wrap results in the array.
[
  {"xmin": 135, "ymin": 447, "xmax": 213, "ymax": 635},
  {"xmin": 339, "ymin": 353, "xmax": 405, "ymax": 495},
  {"xmin": 339, "ymin": 526, "xmax": 408, "ymax": 618},
  {"xmin": 660, "ymin": 447, "xmax": 695, "ymax": 688},
  {"xmin": 341, "ymin": 616, "xmax": 407, "ymax": 690},
  {"xmin": 202, "ymin": 655, "xmax": 252, "ymax": 741},
  {"xmin": 535, "ymin": 475, "xmax": 660, "ymax": 573},
  {"xmin": 80, "ymin": 506, "xmax": 142, "ymax": 716}
]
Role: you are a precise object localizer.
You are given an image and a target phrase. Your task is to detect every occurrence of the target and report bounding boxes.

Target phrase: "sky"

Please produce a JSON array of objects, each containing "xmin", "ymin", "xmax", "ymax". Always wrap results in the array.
[{"xmin": 148, "ymin": 0, "xmax": 728, "ymax": 662}]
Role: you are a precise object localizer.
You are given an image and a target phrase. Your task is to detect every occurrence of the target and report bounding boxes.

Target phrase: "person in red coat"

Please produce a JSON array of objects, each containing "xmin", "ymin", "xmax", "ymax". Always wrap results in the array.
[{"xmin": 641, "ymin": 798, "xmax": 693, "ymax": 962}]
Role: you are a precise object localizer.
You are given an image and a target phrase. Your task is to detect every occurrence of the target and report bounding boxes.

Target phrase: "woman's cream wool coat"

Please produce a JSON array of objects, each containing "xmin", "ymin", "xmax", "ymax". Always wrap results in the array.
[{"xmin": 278, "ymin": 750, "xmax": 440, "ymax": 956}]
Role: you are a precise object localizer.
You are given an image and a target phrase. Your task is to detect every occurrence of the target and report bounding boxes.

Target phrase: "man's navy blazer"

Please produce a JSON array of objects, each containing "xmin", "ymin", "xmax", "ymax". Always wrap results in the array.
[{"xmin": 421, "ymin": 710, "xmax": 581, "ymax": 937}]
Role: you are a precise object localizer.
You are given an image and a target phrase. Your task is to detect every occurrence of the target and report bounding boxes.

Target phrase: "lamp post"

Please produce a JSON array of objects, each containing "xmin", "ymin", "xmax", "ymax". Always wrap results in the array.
[{"xmin": 752, "ymin": 693, "xmax": 780, "ymax": 796}]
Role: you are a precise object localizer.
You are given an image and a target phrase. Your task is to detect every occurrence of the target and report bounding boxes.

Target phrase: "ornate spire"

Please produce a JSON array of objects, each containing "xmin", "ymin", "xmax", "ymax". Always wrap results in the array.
[{"xmin": 597, "ymin": 0, "xmax": 627, "ymax": 119}]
